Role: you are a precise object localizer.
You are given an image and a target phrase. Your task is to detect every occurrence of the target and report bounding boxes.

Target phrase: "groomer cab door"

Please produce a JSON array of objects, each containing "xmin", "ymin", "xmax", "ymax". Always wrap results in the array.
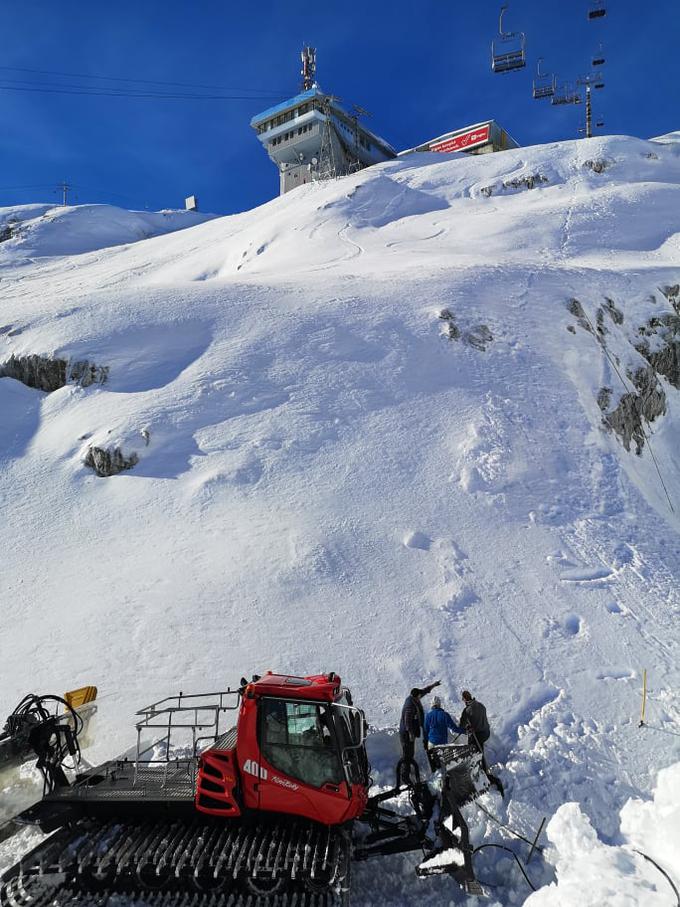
[{"xmin": 256, "ymin": 697, "xmax": 353, "ymax": 825}]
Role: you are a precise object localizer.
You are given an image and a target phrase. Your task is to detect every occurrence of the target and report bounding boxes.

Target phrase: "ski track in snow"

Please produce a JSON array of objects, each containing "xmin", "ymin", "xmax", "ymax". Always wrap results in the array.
[{"xmin": 2, "ymin": 134, "xmax": 680, "ymax": 905}]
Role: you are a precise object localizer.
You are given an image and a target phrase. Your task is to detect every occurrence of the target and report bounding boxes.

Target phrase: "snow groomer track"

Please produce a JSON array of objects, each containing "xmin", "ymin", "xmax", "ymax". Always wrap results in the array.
[{"xmin": 1, "ymin": 816, "xmax": 349, "ymax": 907}]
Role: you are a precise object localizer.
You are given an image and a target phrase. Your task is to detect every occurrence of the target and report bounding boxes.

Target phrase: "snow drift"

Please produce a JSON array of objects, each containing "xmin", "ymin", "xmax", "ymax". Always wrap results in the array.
[
  {"xmin": 526, "ymin": 762, "xmax": 680, "ymax": 906},
  {"xmin": 1, "ymin": 132, "xmax": 680, "ymax": 905}
]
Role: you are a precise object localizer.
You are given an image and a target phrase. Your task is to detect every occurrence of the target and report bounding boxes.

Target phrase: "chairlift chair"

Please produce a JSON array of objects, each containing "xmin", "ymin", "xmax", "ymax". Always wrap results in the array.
[
  {"xmin": 588, "ymin": 1, "xmax": 606, "ymax": 20},
  {"xmin": 592, "ymin": 44, "xmax": 606, "ymax": 67},
  {"xmin": 552, "ymin": 83, "xmax": 582, "ymax": 106},
  {"xmin": 533, "ymin": 58, "xmax": 556, "ymax": 99},
  {"xmin": 491, "ymin": 5, "xmax": 526, "ymax": 73}
]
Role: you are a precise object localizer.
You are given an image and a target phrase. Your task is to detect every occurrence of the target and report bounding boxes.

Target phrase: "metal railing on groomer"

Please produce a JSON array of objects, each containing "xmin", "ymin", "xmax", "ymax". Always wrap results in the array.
[{"xmin": 132, "ymin": 689, "xmax": 241, "ymax": 787}]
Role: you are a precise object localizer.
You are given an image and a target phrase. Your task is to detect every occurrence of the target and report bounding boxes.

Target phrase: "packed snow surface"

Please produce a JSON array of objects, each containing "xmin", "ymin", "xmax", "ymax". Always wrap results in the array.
[{"xmin": 2, "ymin": 134, "xmax": 680, "ymax": 904}]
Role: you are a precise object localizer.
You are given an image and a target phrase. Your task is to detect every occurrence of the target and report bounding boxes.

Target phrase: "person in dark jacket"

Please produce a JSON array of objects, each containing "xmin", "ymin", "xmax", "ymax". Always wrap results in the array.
[
  {"xmin": 459, "ymin": 690, "xmax": 505, "ymax": 797},
  {"xmin": 459, "ymin": 690, "xmax": 490, "ymax": 751},
  {"xmin": 398, "ymin": 680, "xmax": 440, "ymax": 783},
  {"xmin": 424, "ymin": 696, "xmax": 464, "ymax": 746}
]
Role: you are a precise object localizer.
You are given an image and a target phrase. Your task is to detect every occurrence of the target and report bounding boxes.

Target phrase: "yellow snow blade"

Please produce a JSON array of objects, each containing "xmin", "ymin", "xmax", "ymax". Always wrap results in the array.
[{"xmin": 64, "ymin": 686, "xmax": 98, "ymax": 710}]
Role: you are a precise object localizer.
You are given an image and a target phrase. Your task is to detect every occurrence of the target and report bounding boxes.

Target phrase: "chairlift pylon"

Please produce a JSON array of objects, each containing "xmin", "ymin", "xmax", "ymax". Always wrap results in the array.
[
  {"xmin": 533, "ymin": 57, "xmax": 556, "ymax": 99},
  {"xmin": 588, "ymin": 1, "xmax": 606, "ymax": 20},
  {"xmin": 491, "ymin": 5, "xmax": 526, "ymax": 74},
  {"xmin": 578, "ymin": 71, "xmax": 605, "ymax": 91}
]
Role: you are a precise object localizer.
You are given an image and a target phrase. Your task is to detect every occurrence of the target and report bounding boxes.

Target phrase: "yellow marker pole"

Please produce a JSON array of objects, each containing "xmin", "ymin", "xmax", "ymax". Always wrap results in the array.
[{"xmin": 639, "ymin": 669, "xmax": 647, "ymax": 728}]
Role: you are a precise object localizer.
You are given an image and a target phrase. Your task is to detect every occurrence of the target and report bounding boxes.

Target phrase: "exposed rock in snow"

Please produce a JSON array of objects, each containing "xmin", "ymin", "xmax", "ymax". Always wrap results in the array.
[
  {"xmin": 566, "ymin": 299, "xmax": 594, "ymax": 334},
  {"xmin": 599, "ymin": 365, "xmax": 666, "ymax": 454},
  {"xmin": 603, "ymin": 297, "xmax": 624, "ymax": 325},
  {"xmin": 438, "ymin": 309, "xmax": 493, "ymax": 350},
  {"xmin": 583, "ymin": 159, "xmax": 611, "ymax": 173},
  {"xmin": 0, "ymin": 354, "xmax": 108, "ymax": 393},
  {"xmin": 503, "ymin": 173, "xmax": 549, "ymax": 191},
  {"xmin": 481, "ymin": 173, "xmax": 549, "ymax": 196},
  {"xmin": 636, "ymin": 320, "xmax": 680, "ymax": 390},
  {"xmin": 466, "ymin": 324, "xmax": 494, "ymax": 351},
  {"xmin": 83, "ymin": 445, "xmax": 139, "ymax": 477}
]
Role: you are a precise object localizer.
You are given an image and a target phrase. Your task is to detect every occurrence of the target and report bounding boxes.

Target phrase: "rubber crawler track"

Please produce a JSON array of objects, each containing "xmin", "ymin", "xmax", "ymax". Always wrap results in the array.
[{"xmin": 0, "ymin": 816, "xmax": 351, "ymax": 907}]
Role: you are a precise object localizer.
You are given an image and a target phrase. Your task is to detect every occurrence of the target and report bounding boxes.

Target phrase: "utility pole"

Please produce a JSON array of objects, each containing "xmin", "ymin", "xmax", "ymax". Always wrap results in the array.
[
  {"xmin": 59, "ymin": 180, "xmax": 71, "ymax": 206},
  {"xmin": 585, "ymin": 84, "xmax": 592, "ymax": 138}
]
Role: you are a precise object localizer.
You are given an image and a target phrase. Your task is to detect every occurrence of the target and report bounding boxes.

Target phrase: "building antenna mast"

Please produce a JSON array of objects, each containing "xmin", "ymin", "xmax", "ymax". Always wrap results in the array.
[
  {"xmin": 317, "ymin": 95, "xmax": 340, "ymax": 181},
  {"xmin": 350, "ymin": 105, "xmax": 371, "ymax": 172},
  {"xmin": 300, "ymin": 46, "xmax": 317, "ymax": 91}
]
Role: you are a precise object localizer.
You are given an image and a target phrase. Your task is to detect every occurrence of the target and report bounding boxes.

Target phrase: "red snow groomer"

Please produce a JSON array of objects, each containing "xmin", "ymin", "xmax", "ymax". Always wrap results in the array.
[{"xmin": 0, "ymin": 672, "xmax": 500, "ymax": 905}]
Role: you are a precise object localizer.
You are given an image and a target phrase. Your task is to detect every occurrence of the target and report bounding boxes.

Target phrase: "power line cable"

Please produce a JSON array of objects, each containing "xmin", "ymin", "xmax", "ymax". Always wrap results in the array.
[
  {"xmin": 0, "ymin": 82, "xmax": 285, "ymax": 101},
  {"xmin": 0, "ymin": 75, "xmax": 261, "ymax": 97},
  {"xmin": 0, "ymin": 64, "xmax": 284, "ymax": 95},
  {"xmin": 0, "ymin": 184, "xmax": 58, "ymax": 191}
]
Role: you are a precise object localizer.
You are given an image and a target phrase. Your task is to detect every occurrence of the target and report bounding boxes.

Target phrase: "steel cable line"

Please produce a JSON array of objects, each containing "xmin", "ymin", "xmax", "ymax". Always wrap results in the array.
[
  {"xmin": 0, "ymin": 75, "xmax": 284, "ymax": 99},
  {"xmin": 0, "ymin": 82, "xmax": 285, "ymax": 101},
  {"xmin": 0, "ymin": 184, "xmax": 58, "ymax": 191},
  {"xmin": 0, "ymin": 64, "xmax": 284, "ymax": 95}
]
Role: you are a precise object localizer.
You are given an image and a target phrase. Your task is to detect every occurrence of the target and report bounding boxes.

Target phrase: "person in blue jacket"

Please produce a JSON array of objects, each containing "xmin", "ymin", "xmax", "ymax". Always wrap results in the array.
[{"xmin": 424, "ymin": 696, "xmax": 464, "ymax": 747}]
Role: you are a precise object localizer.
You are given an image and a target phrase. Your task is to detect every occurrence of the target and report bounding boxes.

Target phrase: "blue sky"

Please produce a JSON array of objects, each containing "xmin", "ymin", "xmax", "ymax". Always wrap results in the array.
[{"xmin": 1, "ymin": 0, "xmax": 676, "ymax": 214}]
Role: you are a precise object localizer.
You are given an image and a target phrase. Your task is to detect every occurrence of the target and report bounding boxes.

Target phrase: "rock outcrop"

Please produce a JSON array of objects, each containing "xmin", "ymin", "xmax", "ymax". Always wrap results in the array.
[
  {"xmin": 583, "ymin": 159, "xmax": 610, "ymax": 174},
  {"xmin": 569, "ymin": 294, "xmax": 675, "ymax": 455},
  {"xmin": 83, "ymin": 446, "xmax": 138, "ymax": 477},
  {"xmin": 598, "ymin": 366, "xmax": 666, "ymax": 454},
  {"xmin": 0, "ymin": 354, "xmax": 108, "ymax": 392},
  {"xmin": 439, "ymin": 309, "xmax": 493, "ymax": 350},
  {"xmin": 481, "ymin": 174, "xmax": 548, "ymax": 197}
]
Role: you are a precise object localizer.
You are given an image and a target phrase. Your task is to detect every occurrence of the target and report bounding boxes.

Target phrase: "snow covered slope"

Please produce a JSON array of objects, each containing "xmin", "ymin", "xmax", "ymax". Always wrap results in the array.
[
  {"xmin": 1, "ymin": 134, "xmax": 680, "ymax": 904},
  {"xmin": 0, "ymin": 202, "xmax": 215, "ymax": 260}
]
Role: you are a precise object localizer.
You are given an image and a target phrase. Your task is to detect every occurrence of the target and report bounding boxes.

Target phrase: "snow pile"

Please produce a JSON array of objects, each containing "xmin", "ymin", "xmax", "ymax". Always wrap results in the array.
[
  {"xmin": 620, "ymin": 761, "xmax": 680, "ymax": 893},
  {"xmin": 2, "ymin": 132, "xmax": 680, "ymax": 905},
  {"xmin": 0, "ymin": 203, "xmax": 215, "ymax": 259},
  {"xmin": 527, "ymin": 762, "xmax": 680, "ymax": 905}
]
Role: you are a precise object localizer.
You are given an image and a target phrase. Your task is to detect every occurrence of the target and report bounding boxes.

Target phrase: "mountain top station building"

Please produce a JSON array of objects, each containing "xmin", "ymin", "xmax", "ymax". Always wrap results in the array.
[
  {"xmin": 251, "ymin": 48, "xmax": 396, "ymax": 195},
  {"xmin": 399, "ymin": 120, "xmax": 519, "ymax": 157},
  {"xmin": 251, "ymin": 49, "xmax": 519, "ymax": 195}
]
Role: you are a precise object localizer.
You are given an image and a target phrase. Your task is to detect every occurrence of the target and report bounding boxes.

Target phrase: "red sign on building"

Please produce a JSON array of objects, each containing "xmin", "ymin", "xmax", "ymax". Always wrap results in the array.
[{"xmin": 430, "ymin": 124, "xmax": 491, "ymax": 153}]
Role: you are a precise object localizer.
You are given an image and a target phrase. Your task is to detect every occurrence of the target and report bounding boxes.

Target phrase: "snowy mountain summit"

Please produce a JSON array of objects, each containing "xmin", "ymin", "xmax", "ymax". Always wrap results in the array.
[{"xmin": 1, "ymin": 134, "xmax": 680, "ymax": 904}]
